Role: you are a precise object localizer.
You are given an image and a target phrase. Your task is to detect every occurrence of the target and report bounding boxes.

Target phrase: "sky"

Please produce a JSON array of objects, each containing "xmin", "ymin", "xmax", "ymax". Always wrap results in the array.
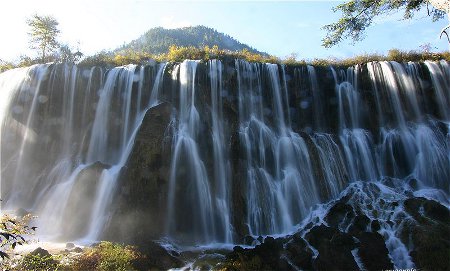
[{"xmin": 0, "ymin": 0, "xmax": 449, "ymax": 62}]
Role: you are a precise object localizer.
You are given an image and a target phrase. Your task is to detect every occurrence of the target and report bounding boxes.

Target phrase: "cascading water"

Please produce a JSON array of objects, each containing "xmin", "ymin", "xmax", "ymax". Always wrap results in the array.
[
  {"xmin": 236, "ymin": 60, "xmax": 322, "ymax": 236},
  {"xmin": 1, "ymin": 62, "xmax": 167, "ymax": 241},
  {"xmin": 209, "ymin": 60, "xmax": 232, "ymax": 243},
  {"xmin": 0, "ymin": 59, "xmax": 448, "ymax": 268},
  {"xmin": 166, "ymin": 60, "xmax": 216, "ymax": 243}
]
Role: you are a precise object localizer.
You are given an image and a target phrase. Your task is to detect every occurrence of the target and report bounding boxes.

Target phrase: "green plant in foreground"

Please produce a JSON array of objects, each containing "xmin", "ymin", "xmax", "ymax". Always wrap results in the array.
[
  {"xmin": 0, "ymin": 213, "xmax": 36, "ymax": 259},
  {"xmin": 20, "ymin": 253, "xmax": 60, "ymax": 271},
  {"xmin": 71, "ymin": 241, "xmax": 140, "ymax": 271}
]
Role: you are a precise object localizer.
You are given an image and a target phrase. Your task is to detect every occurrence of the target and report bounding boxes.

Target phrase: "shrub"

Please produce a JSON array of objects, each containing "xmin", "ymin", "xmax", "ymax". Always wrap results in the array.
[
  {"xmin": 0, "ymin": 61, "xmax": 15, "ymax": 73},
  {"xmin": 71, "ymin": 241, "xmax": 140, "ymax": 271},
  {"xmin": 7, "ymin": 44, "xmax": 450, "ymax": 69},
  {"xmin": 19, "ymin": 253, "xmax": 60, "ymax": 271}
]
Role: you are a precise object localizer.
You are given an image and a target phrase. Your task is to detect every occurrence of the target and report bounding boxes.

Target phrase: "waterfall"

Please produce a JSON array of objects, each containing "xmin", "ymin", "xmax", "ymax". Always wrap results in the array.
[
  {"xmin": 424, "ymin": 60, "xmax": 450, "ymax": 120},
  {"xmin": 236, "ymin": 60, "xmax": 320, "ymax": 235},
  {"xmin": 0, "ymin": 59, "xmax": 448, "ymax": 249},
  {"xmin": 0, "ymin": 66, "xmax": 47, "ymax": 208},
  {"xmin": 209, "ymin": 60, "xmax": 232, "ymax": 243},
  {"xmin": 166, "ymin": 60, "xmax": 216, "ymax": 244},
  {"xmin": 1, "ymin": 63, "xmax": 167, "ymax": 241}
]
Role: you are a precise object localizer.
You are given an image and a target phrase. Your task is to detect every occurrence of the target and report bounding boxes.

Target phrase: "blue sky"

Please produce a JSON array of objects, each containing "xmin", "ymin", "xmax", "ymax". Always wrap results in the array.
[{"xmin": 0, "ymin": 0, "xmax": 449, "ymax": 62}]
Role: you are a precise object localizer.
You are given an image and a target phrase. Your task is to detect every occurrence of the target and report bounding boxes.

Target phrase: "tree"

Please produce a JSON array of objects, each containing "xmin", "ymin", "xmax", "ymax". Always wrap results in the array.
[
  {"xmin": 27, "ymin": 14, "xmax": 60, "ymax": 62},
  {"xmin": 0, "ymin": 213, "xmax": 35, "ymax": 260},
  {"xmin": 322, "ymin": 0, "xmax": 447, "ymax": 48},
  {"xmin": 57, "ymin": 44, "xmax": 83, "ymax": 63}
]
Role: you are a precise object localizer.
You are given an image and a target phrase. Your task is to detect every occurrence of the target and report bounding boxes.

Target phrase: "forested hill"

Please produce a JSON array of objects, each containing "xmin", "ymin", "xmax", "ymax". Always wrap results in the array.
[{"xmin": 116, "ymin": 25, "xmax": 266, "ymax": 55}]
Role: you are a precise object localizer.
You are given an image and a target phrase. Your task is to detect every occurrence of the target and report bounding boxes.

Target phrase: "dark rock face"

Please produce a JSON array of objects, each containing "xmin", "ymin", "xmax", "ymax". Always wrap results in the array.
[
  {"xmin": 105, "ymin": 102, "xmax": 173, "ymax": 244},
  {"xmin": 358, "ymin": 232, "xmax": 393, "ymax": 271},
  {"xmin": 285, "ymin": 233, "xmax": 314, "ymax": 270},
  {"xmin": 401, "ymin": 197, "xmax": 450, "ymax": 271},
  {"xmin": 324, "ymin": 202, "xmax": 354, "ymax": 229},
  {"xmin": 306, "ymin": 225, "xmax": 359, "ymax": 271},
  {"xmin": 131, "ymin": 241, "xmax": 183, "ymax": 270}
]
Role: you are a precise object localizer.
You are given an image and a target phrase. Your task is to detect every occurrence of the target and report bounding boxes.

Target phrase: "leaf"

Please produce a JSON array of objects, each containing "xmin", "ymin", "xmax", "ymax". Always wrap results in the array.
[
  {"xmin": 0, "ymin": 251, "xmax": 9, "ymax": 259},
  {"xmin": 0, "ymin": 232, "xmax": 12, "ymax": 240}
]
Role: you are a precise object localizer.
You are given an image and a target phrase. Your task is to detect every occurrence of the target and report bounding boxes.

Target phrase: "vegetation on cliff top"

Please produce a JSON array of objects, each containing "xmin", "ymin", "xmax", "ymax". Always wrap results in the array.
[{"xmin": 3, "ymin": 44, "xmax": 449, "ymax": 73}]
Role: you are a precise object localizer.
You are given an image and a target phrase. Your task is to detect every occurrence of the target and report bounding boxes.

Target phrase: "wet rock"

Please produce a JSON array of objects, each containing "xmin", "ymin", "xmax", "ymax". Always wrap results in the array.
[
  {"xmin": 358, "ymin": 232, "xmax": 394, "ymax": 271},
  {"xmin": 401, "ymin": 197, "xmax": 450, "ymax": 271},
  {"xmin": 370, "ymin": 219, "xmax": 381, "ymax": 232},
  {"xmin": 409, "ymin": 226, "xmax": 450, "ymax": 271},
  {"xmin": 305, "ymin": 225, "xmax": 358, "ymax": 271},
  {"xmin": 324, "ymin": 202, "xmax": 355, "ymax": 229},
  {"xmin": 132, "ymin": 241, "xmax": 183, "ymax": 271},
  {"xmin": 285, "ymin": 233, "xmax": 314, "ymax": 270},
  {"xmin": 14, "ymin": 208, "xmax": 29, "ymax": 218},
  {"xmin": 220, "ymin": 237, "xmax": 291, "ymax": 270},
  {"xmin": 407, "ymin": 178, "xmax": 420, "ymax": 190},
  {"xmin": 419, "ymin": 198, "xmax": 449, "ymax": 223},
  {"xmin": 243, "ymin": 235, "xmax": 256, "ymax": 246},
  {"xmin": 65, "ymin": 243, "xmax": 75, "ymax": 249},
  {"xmin": 348, "ymin": 215, "xmax": 371, "ymax": 235},
  {"xmin": 30, "ymin": 247, "xmax": 52, "ymax": 258},
  {"xmin": 216, "ymin": 190, "xmax": 448, "ymax": 271},
  {"xmin": 257, "ymin": 236, "xmax": 264, "ymax": 243},
  {"xmin": 191, "ymin": 252, "xmax": 226, "ymax": 271}
]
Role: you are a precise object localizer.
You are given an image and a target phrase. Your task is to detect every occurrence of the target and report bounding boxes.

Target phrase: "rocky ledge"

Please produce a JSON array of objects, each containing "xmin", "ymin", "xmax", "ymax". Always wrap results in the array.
[{"xmin": 216, "ymin": 180, "xmax": 450, "ymax": 271}]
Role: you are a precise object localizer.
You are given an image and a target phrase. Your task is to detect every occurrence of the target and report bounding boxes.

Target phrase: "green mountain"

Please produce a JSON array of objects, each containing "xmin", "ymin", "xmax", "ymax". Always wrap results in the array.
[{"xmin": 117, "ymin": 25, "xmax": 266, "ymax": 55}]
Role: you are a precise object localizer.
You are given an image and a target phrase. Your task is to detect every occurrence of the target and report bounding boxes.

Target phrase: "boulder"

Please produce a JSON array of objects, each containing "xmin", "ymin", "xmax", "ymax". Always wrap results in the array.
[
  {"xmin": 65, "ymin": 243, "xmax": 75, "ymax": 249},
  {"xmin": 324, "ymin": 202, "xmax": 355, "ymax": 229},
  {"xmin": 358, "ymin": 232, "xmax": 394, "ymax": 271},
  {"xmin": 285, "ymin": 233, "xmax": 314, "ymax": 270},
  {"xmin": 348, "ymin": 215, "xmax": 371, "ymax": 235},
  {"xmin": 30, "ymin": 247, "xmax": 52, "ymax": 258},
  {"xmin": 305, "ymin": 225, "xmax": 358, "ymax": 271},
  {"xmin": 132, "ymin": 241, "xmax": 183, "ymax": 271},
  {"xmin": 219, "ymin": 236, "xmax": 291, "ymax": 270},
  {"xmin": 401, "ymin": 197, "xmax": 450, "ymax": 271}
]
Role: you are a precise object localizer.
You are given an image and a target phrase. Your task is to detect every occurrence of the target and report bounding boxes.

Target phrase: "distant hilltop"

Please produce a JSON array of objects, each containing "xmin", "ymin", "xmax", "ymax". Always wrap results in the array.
[{"xmin": 116, "ymin": 25, "xmax": 267, "ymax": 55}]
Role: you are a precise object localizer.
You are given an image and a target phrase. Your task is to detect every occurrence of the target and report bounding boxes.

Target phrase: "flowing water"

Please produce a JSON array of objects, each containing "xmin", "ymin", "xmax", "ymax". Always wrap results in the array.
[
  {"xmin": 0, "ymin": 60, "xmax": 449, "ymax": 266},
  {"xmin": 1, "ymin": 63, "xmax": 167, "ymax": 241}
]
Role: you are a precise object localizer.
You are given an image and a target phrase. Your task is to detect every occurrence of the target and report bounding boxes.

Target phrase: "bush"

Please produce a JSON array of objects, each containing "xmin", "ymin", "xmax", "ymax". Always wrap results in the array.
[
  {"xmin": 71, "ymin": 241, "xmax": 140, "ymax": 271},
  {"xmin": 6, "ymin": 44, "xmax": 450, "ymax": 70},
  {"xmin": 20, "ymin": 253, "xmax": 60, "ymax": 271},
  {"xmin": 0, "ymin": 61, "xmax": 15, "ymax": 73}
]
